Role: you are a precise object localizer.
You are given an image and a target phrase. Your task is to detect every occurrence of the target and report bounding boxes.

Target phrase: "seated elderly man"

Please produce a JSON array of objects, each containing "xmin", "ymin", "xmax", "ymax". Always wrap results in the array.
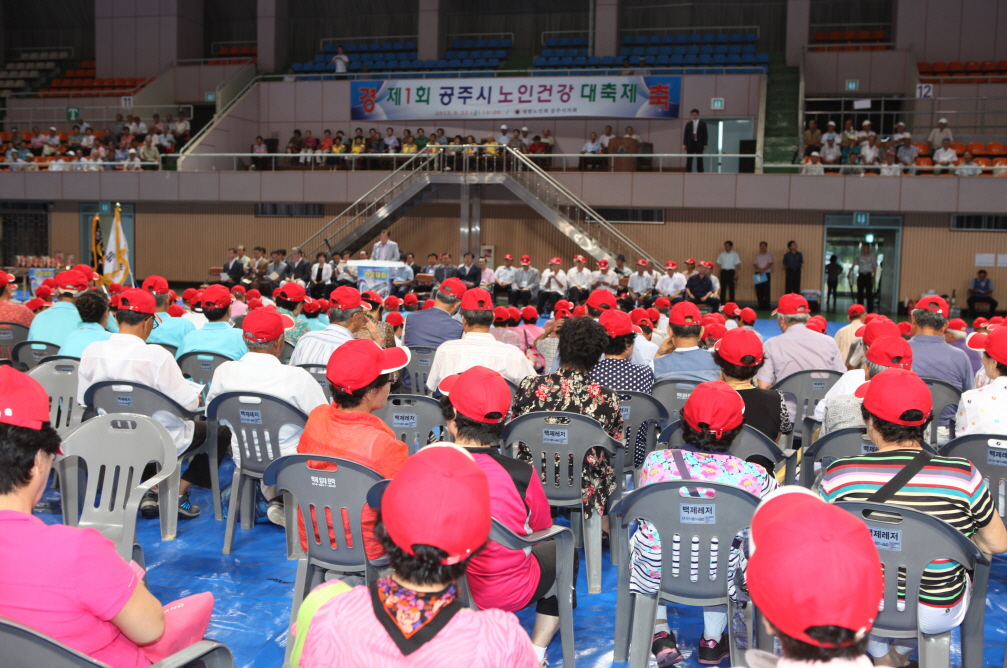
[
  {"xmin": 206, "ymin": 307, "xmax": 327, "ymax": 526},
  {"xmin": 652, "ymin": 302, "xmax": 720, "ymax": 382},
  {"xmin": 800, "ymin": 152, "xmax": 824, "ymax": 175},
  {"xmin": 820, "ymin": 136, "xmax": 842, "ymax": 171},
  {"xmin": 957, "ymin": 150, "xmax": 982, "ymax": 177},
  {"xmin": 933, "ymin": 137, "xmax": 958, "ymax": 175},
  {"xmin": 27, "ymin": 270, "xmax": 86, "ymax": 347},
  {"xmin": 957, "ymin": 327, "xmax": 1007, "ymax": 437},
  {"xmin": 756, "ymin": 294, "xmax": 845, "ymax": 389},
  {"xmin": 908, "ymin": 295, "xmax": 973, "ymax": 444},
  {"xmin": 816, "ymin": 317, "xmax": 901, "ymax": 421},
  {"xmin": 927, "ymin": 117, "xmax": 953, "ymax": 151},
  {"xmin": 288, "ymin": 286, "xmax": 379, "ymax": 367},
  {"xmin": 894, "ymin": 134, "xmax": 918, "ymax": 175},
  {"xmin": 684, "ymin": 261, "xmax": 719, "ymax": 312},
  {"xmin": 143, "ymin": 276, "xmax": 196, "ymax": 350},
  {"xmin": 402, "ymin": 278, "xmax": 466, "ymax": 348},
  {"xmin": 175, "ymin": 285, "xmax": 247, "ymax": 361},
  {"xmin": 967, "ymin": 269, "xmax": 998, "ymax": 319}
]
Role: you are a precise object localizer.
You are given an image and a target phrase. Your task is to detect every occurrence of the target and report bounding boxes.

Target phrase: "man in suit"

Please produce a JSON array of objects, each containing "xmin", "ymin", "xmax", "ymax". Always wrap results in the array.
[
  {"xmin": 286, "ymin": 246, "xmax": 311, "ymax": 285},
  {"xmin": 266, "ymin": 249, "xmax": 290, "ymax": 289},
  {"xmin": 457, "ymin": 252, "xmax": 481, "ymax": 290},
  {"xmin": 222, "ymin": 247, "xmax": 244, "ymax": 286},
  {"xmin": 370, "ymin": 228, "xmax": 400, "ymax": 262},
  {"xmin": 682, "ymin": 108, "xmax": 708, "ymax": 173}
]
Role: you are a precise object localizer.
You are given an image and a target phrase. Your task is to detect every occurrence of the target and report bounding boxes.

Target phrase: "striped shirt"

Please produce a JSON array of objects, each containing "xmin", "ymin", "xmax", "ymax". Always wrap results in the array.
[{"xmin": 820, "ymin": 449, "xmax": 995, "ymax": 607}]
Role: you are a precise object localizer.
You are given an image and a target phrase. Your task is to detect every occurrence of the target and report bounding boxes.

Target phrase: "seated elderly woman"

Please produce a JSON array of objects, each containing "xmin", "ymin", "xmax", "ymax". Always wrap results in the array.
[
  {"xmin": 288, "ymin": 445, "xmax": 538, "ymax": 667},
  {"xmin": 820, "ymin": 368, "xmax": 1007, "ymax": 667},
  {"xmin": 511, "ymin": 316, "xmax": 623, "ymax": 520},
  {"xmin": 631, "ymin": 381, "xmax": 778, "ymax": 667},
  {"xmin": 0, "ymin": 367, "xmax": 214, "ymax": 668}
]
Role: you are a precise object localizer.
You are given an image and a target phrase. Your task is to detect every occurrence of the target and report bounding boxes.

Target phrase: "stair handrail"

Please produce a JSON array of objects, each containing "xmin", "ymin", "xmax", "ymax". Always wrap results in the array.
[
  {"xmin": 502, "ymin": 147, "xmax": 654, "ymax": 263},
  {"xmin": 300, "ymin": 148, "xmax": 439, "ymax": 256}
]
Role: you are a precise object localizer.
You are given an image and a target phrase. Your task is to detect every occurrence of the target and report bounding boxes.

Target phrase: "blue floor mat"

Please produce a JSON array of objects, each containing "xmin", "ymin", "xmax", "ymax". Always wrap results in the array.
[{"xmin": 34, "ymin": 461, "xmax": 1007, "ymax": 668}]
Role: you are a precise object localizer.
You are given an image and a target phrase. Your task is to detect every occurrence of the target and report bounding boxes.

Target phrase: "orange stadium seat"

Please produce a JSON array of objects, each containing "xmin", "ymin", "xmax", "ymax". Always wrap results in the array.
[
  {"xmin": 827, "ymin": 30, "xmax": 842, "ymax": 41},
  {"xmin": 987, "ymin": 142, "xmax": 1005, "ymax": 157},
  {"xmin": 0, "ymin": 132, "xmax": 11, "ymax": 142},
  {"xmin": 994, "ymin": 158, "xmax": 1007, "ymax": 175},
  {"xmin": 947, "ymin": 61, "xmax": 965, "ymax": 78},
  {"xmin": 967, "ymin": 142, "xmax": 986, "ymax": 156},
  {"xmin": 842, "ymin": 30, "xmax": 857, "ymax": 41},
  {"xmin": 813, "ymin": 31, "xmax": 828, "ymax": 42},
  {"xmin": 870, "ymin": 29, "xmax": 886, "ymax": 41},
  {"xmin": 914, "ymin": 142, "xmax": 931, "ymax": 157},
  {"xmin": 857, "ymin": 30, "xmax": 871, "ymax": 41},
  {"xmin": 951, "ymin": 142, "xmax": 966, "ymax": 155},
  {"xmin": 915, "ymin": 157, "xmax": 933, "ymax": 174},
  {"xmin": 975, "ymin": 157, "xmax": 992, "ymax": 174}
]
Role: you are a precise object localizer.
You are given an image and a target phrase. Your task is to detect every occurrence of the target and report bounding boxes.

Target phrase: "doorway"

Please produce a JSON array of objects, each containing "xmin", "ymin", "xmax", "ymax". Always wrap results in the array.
[
  {"xmin": 822, "ymin": 215, "xmax": 902, "ymax": 316},
  {"xmin": 707, "ymin": 117, "xmax": 754, "ymax": 173}
]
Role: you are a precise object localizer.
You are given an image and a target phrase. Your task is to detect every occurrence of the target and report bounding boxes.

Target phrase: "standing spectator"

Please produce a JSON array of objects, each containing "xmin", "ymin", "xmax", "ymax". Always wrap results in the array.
[
  {"xmin": 967, "ymin": 269, "xmax": 997, "ymax": 317},
  {"xmin": 681, "ymin": 109, "xmax": 708, "ymax": 173},
  {"xmin": 802, "ymin": 119, "xmax": 822, "ymax": 156},
  {"xmin": 537, "ymin": 258, "xmax": 568, "ymax": 313},
  {"xmin": 782, "ymin": 240, "xmax": 803, "ymax": 295},
  {"xmin": 716, "ymin": 241, "xmax": 740, "ymax": 304},
  {"xmin": 849, "ymin": 243, "xmax": 877, "ymax": 313},
  {"xmin": 927, "ymin": 117, "xmax": 953, "ymax": 151},
  {"xmin": 369, "ymin": 228, "xmax": 399, "ymax": 262},
  {"xmin": 933, "ymin": 137, "xmax": 958, "ymax": 175},
  {"xmin": 824, "ymin": 255, "xmax": 844, "ymax": 312},
  {"xmin": 753, "ymin": 241, "xmax": 774, "ymax": 310},
  {"xmin": 330, "ymin": 45, "xmax": 349, "ymax": 75},
  {"xmin": 756, "ymin": 294, "xmax": 845, "ymax": 389},
  {"xmin": 566, "ymin": 255, "xmax": 593, "ymax": 304},
  {"xmin": 309, "ymin": 252, "xmax": 333, "ymax": 299}
]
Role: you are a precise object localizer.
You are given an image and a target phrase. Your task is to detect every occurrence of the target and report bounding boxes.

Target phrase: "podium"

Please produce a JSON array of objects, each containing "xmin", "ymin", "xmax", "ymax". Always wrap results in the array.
[{"xmin": 607, "ymin": 137, "xmax": 639, "ymax": 172}]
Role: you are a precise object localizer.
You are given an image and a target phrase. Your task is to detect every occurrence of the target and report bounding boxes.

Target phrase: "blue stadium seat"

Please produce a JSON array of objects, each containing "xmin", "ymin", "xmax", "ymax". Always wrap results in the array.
[
  {"xmin": 646, "ymin": 45, "xmax": 658, "ymax": 56},
  {"xmin": 632, "ymin": 46, "xmax": 645, "ymax": 55},
  {"xmin": 404, "ymin": 41, "xmax": 417, "ymax": 50},
  {"xmin": 379, "ymin": 42, "xmax": 391, "ymax": 51},
  {"xmin": 727, "ymin": 54, "xmax": 741, "ymax": 65},
  {"xmin": 699, "ymin": 53, "xmax": 713, "ymax": 64},
  {"xmin": 461, "ymin": 58, "xmax": 475, "ymax": 68},
  {"xmin": 543, "ymin": 48, "xmax": 553, "ymax": 57},
  {"xmin": 675, "ymin": 34, "xmax": 690, "ymax": 44},
  {"xmin": 673, "ymin": 45, "xmax": 686, "ymax": 55},
  {"xmin": 449, "ymin": 58, "xmax": 462, "ymax": 68},
  {"xmin": 714, "ymin": 45, "xmax": 728, "ymax": 54},
  {"xmin": 349, "ymin": 61, "xmax": 362, "ymax": 72},
  {"xmin": 716, "ymin": 34, "xmax": 730, "ymax": 44},
  {"xmin": 445, "ymin": 51, "xmax": 457, "ymax": 59},
  {"xmin": 601, "ymin": 55, "xmax": 615, "ymax": 65},
  {"xmin": 557, "ymin": 48, "xmax": 567, "ymax": 56},
  {"xmin": 292, "ymin": 62, "xmax": 303, "ymax": 71},
  {"xmin": 373, "ymin": 60, "xmax": 385, "ymax": 70},
  {"xmin": 729, "ymin": 33, "xmax": 744, "ymax": 43},
  {"xmin": 392, "ymin": 42, "xmax": 404, "ymax": 51},
  {"xmin": 413, "ymin": 59, "xmax": 425, "ymax": 69},
  {"xmin": 728, "ymin": 44, "xmax": 742, "ymax": 54},
  {"xmin": 618, "ymin": 46, "xmax": 632, "ymax": 56},
  {"xmin": 634, "ymin": 36, "xmax": 648, "ymax": 45},
  {"xmin": 343, "ymin": 43, "xmax": 357, "ymax": 52},
  {"xmin": 686, "ymin": 45, "xmax": 699, "ymax": 55},
  {"xmin": 649, "ymin": 35, "xmax": 661, "ymax": 44},
  {"xmin": 743, "ymin": 44, "xmax": 756, "ymax": 53},
  {"xmin": 644, "ymin": 55, "xmax": 656, "ymax": 65},
  {"xmin": 662, "ymin": 35, "xmax": 675, "ymax": 44},
  {"xmin": 488, "ymin": 58, "xmax": 500, "ymax": 67},
  {"xmin": 740, "ymin": 53, "xmax": 755, "ymax": 64},
  {"xmin": 712, "ymin": 54, "xmax": 727, "ymax": 64},
  {"xmin": 317, "ymin": 62, "xmax": 330, "ymax": 72},
  {"xmin": 659, "ymin": 45, "xmax": 672, "ymax": 55},
  {"xmin": 702, "ymin": 33, "xmax": 716, "ymax": 43},
  {"xmin": 436, "ymin": 59, "xmax": 448, "ymax": 68},
  {"xmin": 685, "ymin": 54, "xmax": 698, "ymax": 64},
  {"xmin": 451, "ymin": 39, "xmax": 463, "ymax": 49},
  {"xmin": 700, "ymin": 45, "xmax": 714, "ymax": 54},
  {"xmin": 474, "ymin": 58, "xmax": 488, "ymax": 68},
  {"xmin": 547, "ymin": 56, "xmax": 560, "ymax": 66},
  {"xmin": 322, "ymin": 44, "xmax": 335, "ymax": 53},
  {"xmin": 560, "ymin": 56, "xmax": 574, "ymax": 66},
  {"xmin": 571, "ymin": 36, "xmax": 584, "ymax": 46},
  {"xmin": 743, "ymin": 33, "xmax": 758, "ymax": 42},
  {"xmin": 671, "ymin": 54, "xmax": 684, "ymax": 65},
  {"xmin": 688, "ymin": 34, "xmax": 701, "ymax": 44},
  {"xmin": 573, "ymin": 56, "xmax": 587, "ymax": 66},
  {"xmin": 756, "ymin": 53, "xmax": 769, "ymax": 64},
  {"xmin": 622, "ymin": 35, "xmax": 633, "ymax": 45},
  {"xmin": 495, "ymin": 50, "xmax": 506, "ymax": 58},
  {"xmin": 558, "ymin": 37, "xmax": 570, "ymax": 46},
  {"xmin": 656, "ymin": 54, "xmax": 670, "ymax": 65},
  {"xmin": 546, "ymin": 37, "xmax": 559, "ymax": 47},
  {"xmin": 488, "ymin": 39, "xmax": 500, "ymax": 48},
  {"xmin": 588, "ymin": 55, "xmax": 600, "ymax": 66},
  {"xmin": 463, "ymin": 39, "xmax": 475, "ymax": 48},
  {"xmin": 501, "ymin": 38, "xmax": 512, "ymax": 47},
  {"xmin": 476, "ymin": 39, "xmax": 488, "ymax": 48}
]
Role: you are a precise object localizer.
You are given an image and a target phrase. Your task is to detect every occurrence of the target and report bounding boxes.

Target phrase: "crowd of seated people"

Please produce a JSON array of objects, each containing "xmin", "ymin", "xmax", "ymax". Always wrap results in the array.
[
  {"xmin": 0, "ymin": 113, "xmax": 191, "ymax": 171},
  {"xmin": 5, "ymin": 231, "xmax": 1007, "ymax": 668}
]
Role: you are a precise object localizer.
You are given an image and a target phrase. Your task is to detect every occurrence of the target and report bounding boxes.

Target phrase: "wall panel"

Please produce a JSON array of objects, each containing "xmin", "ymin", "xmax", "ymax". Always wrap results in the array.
[{"xmin": 50, "ymin": 203, "xmax": 81, "ymax": 260}]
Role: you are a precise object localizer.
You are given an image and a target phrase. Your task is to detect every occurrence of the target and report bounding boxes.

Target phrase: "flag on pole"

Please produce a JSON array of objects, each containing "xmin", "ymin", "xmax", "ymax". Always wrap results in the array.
[
  {"xmin": 90, "ymin": 213, "xmax": 104, "ymax": 280},
  {"xmin": 102, "ymin": 204, "xmax": 131, "ymax": 286}
]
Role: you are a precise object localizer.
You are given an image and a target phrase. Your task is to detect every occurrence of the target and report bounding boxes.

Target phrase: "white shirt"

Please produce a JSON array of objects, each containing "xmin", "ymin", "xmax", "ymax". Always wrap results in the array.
[
  {"xmin": 310, "ymin": 262, "xmax": 333, "ymax": 283},
  {"xmin": 288, "ymin": 323, "xmax": 354, "ymax": 367},
  {"xmin": 860, "ymin": 145, "xmax": 879, "ymax": 165},
  {"xmin": 956, "ymin": 376, "xmax": 1007, "ymax": 437},
  {"xmin": 172, "ymin": 119, "xmax": 190, "ymax": 136},
  {"xmin": 856, "ymin": 129, "xmax": 875, "ymax": 146},
  {"xmin": 716, "ymin": 250, "xmax": 741, "ymax": 270},
  {"xmin": 426, "ymin": 331, "xmax": 536, "ymax": 390},
  {"xmin": 656, "ymin": 272, "xmax": 686, "ymax": 297},
  {"xmin": 205, "ymin": 352, "xmax": 327, "ymax": 466},
  {"xmin": 801, "ymin": 162, "xmax": 825, "ymax": 175},
  {"xmin": 331, "ymin": 53, "xmax": 349, "ymax": 72},
  {"xmin": 814, "ymin": 368, "xmax": 866, "ymax": 421},
  {"xmin": 628, "ymin": 272, "xmax": 654, "ymax": 295},
  {"xmin": 539, "ymin": 269, "xmax": 568, "ymax": 293},
  {"xmin": 592, "ymin": 270, "xmax": 620, "ymax": 293},
  {"xmin": 495, "ymin": 265, "xmax": 517, "ymax": 286},
  {"xmin": 566, "ymin": 267, "xmax": 593, "ymax": 289},
  {"xmin": 633, "ymin": 334, "xmax": 658, "ymax": 365},
  {"xmin": 599, "ymin": 133, "xmax": 614, "ymax": 148},
  {"xmin": 77, "ymin": 333, "xmax": 203, "ymax": 455},
  {"xmin": 933, "ymin": 147, "xmax": 958, "ymax": 164},
  {"xmin": 820, "ymin": 143, "xmax": 842, "ymax": 162},
  {"xmin": 182, "ymin": 311, "xmax": 208, "ymax": 330},
  {"xmin": 880, "ymin": 164, "xmax": 902, "ymax": 176}
]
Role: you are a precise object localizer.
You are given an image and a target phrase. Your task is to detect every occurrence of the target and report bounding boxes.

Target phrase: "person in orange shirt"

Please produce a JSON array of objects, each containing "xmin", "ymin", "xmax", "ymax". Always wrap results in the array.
[{"xmin": 296, "ymin": 339, "xmax": 411, "ymax": 556}]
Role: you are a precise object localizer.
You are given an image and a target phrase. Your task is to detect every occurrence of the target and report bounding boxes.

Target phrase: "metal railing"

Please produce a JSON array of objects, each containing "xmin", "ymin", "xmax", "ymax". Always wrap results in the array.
[
  {"xmin": 1, "ymin": 104, "xmax": 194, "ymax": 131},
  {"xmin": 764, "ymin": 162, "xmax": 1005, "ymax": 175},
  {"xmin": 210, "ymin": 40, "xmax": 258, "ymax": 55},
  {"xmin": 176, "ymin": 57, "xmax": 254, "ymax": 66},
  {"xmin": 178, "ymin": 70, "xmax": 260, "ymax": 158},
  {"xmin": 267, "ymin": 65, "xmax": 766, "ymax": 82},
  {"xmin": 803, "ymin": 96, "xmax": 1007, "ymax": 135},
  {"xmin": 805, "ymin": 42, "xmax": 896, "ymax": 51},
  {"xmin": 214, "ymin": 63, "xmax": 257, "ymax": 114},
  {"xmin": 300, "ymin": 150, "xmax": 441, "ymax": 258},
  {"xmin": 1, "ymin": 159, "xmax": 158, "ymax": 171},
  {"xmin": 447, "ymin": 32, "xmax": 515, "ymax": 44},
  {"xmin": 540, "ymin": 30, "xmax": 593, "ymax": 46},
  {"xmin": 320, "ymin": 35, "xmax": 418, "ymax": 51},
  {"xmin": 621, "ymin": 25, "xmax": 760, "ymax": 39}
]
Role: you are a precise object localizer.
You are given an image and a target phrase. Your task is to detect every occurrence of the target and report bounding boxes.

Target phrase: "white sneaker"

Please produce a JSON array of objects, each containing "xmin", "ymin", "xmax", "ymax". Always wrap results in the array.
[{"xmin": 266, "ymin": 498, "xmax": 285, "ymax": 527}]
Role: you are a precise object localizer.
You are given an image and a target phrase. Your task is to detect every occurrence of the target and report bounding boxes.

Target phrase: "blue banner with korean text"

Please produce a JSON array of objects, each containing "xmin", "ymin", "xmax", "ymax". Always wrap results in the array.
[{"xmin": 350, "ymin": 76, "xmax": 681, "ymax": 120}]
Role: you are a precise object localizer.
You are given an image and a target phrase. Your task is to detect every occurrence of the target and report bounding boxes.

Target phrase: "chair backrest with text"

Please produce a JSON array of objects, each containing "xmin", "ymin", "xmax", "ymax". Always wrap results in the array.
[
  {"xmin": 373, "ymin": 394, "xmax": 447, "ymax": 454},
  {"xmin": 206, "ymin": 392, "xmax": 309, "ymax": 477},
  {"xmin": 28, "ymin": 359, "xmax": 84, "ymax": 438},
  {"xmin": 177, "ymin": 351, "xmax": 233, "ymax": 386},
  {"xmin": 0, "ymin": 322, "xmax": 30, "ymax": 361},
  {"xmin": 11, "ymin": 341, "xmax": 61, "ymax": 371},
  {"xmin": 771, "ymin": 369, "xmax": 845, "ymax": 441},
  {"xmin": 942, "ymin": 433, "xmax": 1007, "ymax": 517},
  {"xmin": 651, "ymin": 378, "xmax": 702, "ymax": 424}
]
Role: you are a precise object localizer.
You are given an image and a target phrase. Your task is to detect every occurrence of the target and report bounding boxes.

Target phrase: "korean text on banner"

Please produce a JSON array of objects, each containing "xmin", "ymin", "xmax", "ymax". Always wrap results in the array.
[{"xmin": 351, "ymin": 76, "xmax": 681, "ymax": 121}]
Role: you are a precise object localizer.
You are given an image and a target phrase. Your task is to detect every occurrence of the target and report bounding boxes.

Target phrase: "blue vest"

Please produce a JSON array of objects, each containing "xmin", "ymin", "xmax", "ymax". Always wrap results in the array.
[
  {"xmin": 176, "ymin": 321, "xmax": 248, "ymax": 361},
  {"xmin": 401, "ymin": 308, "xmax": 463, "ymax": 348},
  {"xmin": 27, "ymin": 301, "xmax": 82, "ymax": 346}
]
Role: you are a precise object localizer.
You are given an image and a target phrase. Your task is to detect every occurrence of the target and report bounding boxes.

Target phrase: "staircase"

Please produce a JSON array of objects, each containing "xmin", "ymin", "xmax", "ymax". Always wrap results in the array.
[
  {"xmin": 301, "ymin": 148, "xmax": 653, "ymax": 264},
  {"xmin": 763, "ymin": 52, "xmax": 801, "ymax": 171}
]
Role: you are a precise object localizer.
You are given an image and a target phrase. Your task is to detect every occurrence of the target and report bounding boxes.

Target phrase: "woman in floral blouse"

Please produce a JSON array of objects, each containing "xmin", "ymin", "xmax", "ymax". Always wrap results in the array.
[{"xmin": 511, "ymin": 316, "xmax": 623, "ymax": 518}]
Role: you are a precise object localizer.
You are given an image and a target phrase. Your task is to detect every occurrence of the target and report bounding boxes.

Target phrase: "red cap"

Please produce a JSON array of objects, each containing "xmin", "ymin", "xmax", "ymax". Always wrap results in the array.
[
  {"xmin": 117, "ymin": 288, "xmax": 156, "ymax": 315},
  {"xmin": 438, "ymin": 366, "xmax": 511, "ymax": 424},
  {"xmin": 772, "ymin": 293, "xmax": 810, "ymax": 316},
  {"xmin": 630, "ymin": 308, "xmax": 649, "ymax": 325},
  {"xmin": 573, "ymin": 255, "xmax": 587, "ymax": 263},
  {"xmin": 647, "ymin": 307, "xmax": 661, "ymax": 323},
  {"xmin": 0, "ymin": 366, "xmax": 52, "ymax": 430},
  {"xmin": 553, "ymin": 300, "xmax": 572, "ymax": 313},
  {"xmin": 749, "ymin": 489, "xmax": 882, "ymax": 648},
  {"xmin": 991, "ymin": 316, "xmax": 1006, "ymax": 326},
  {"xmin": 854, "ymin": 318, "xmax": 899, "ymax": 346},
  {"xmin": 740, "ymin": 307, "xmax": 757, "ymax": 325},
  {"xmin": 699, "ymin": 260, "xmax": 715, "ymax": 269},
  {"xmin": 586, "ymin": 289, "xmax": 615, "ymax": 311},
  {"xmin": 378, "ymin": 445, "xmax": 491, "ymax": 564},
  {"xmin": 24, "ymin": 298, "xmax": 46, "ymax": 312},
  {"xmin": 326, "ymin": 339, "xmax": 410, "ymax": 392},
  {"xmin": 199, "ymin": 284, "xmax": 233, "ymax": 309},
  {"xmin": 668, "ymin": 301, "xmax": 702, "ymax": 326},
  {"xmin": 653, "ymin": 297, "xmax": 671, "ymax": 309},
  {"xmin": 520, "ymin": 255, "xmax": 531, "ymax": 265},
  {"xmin": 703, "ymin": 322, "xmax": 727, "ymax": 342},
  {"xmin": 865, "ymin": 335, "xmax": 913, "ymax": 369},
  {"xmin": 167, "ymin": 304, "xmax": 185, "ymax": 317},
  {"xmin": 599, "ymin": 309, "xmax": 633, "ymax": 337},
  {"xmin": 40, "ymin": 277, "xmax": 57, "ymax": 290},
  {"xmin": 301, "ymin": 299, "xmax": 321, "ymax": 314},
  {"xmin": 898, "ymin": 321, "xmax": 912, "ymax": 336},
  {"xmin": 247, "ymin": 298, "xmax": 263, "ymax": 310},
  {"xmin": 555, "ymin": 308, "xmax": 572, "ymax": 320},
  {"xmin": 548, "ymin": 257, "xmax": 562, "ymax": 265},
  {"xmin": 277, "ymin": 282, "xmax": 306, "ymax": 303},
  {"xmin": 854, "ymin": 368, "xmax": 932, "ymax": 425},
  {"xmin": 493, "ymin": 306, "xmax": 511, "ymax": 324},
  {"xmin": 848, "ymin": 303, "xmax": 866, "ymax": 317},
  {"xmin": 636, "ymin": 258, "xmax": 648, "ymax": 267},
  {"xmin": 317, "ymin": 299, "xmax": 330, "ymax": 312},
  {"xmin": 55, "ymin": 270, "xmax": 88, "ymax": 295},
  {"xmin": 713, "ymin": 328, "xmax": 764, "ymax": 366},
  {"xmin": 682, "ymin": 380, "xmax": 745, "ymax": 438},
  {"xmin": 422, "ymin": 299, "xmax": 435, "ymax": 310},
  {"xmin": 806, "ymin": 315, "xmax": 828, "ymax": 334},
  {"xmin": 231, "ymin": 285, "xmax": 246, "ymax": 295},
  {"xmin": 720, "ymin": 302, "xmax": 740, "ymax": 317},
  {"xmin": 685, "ymin": 258, "xmax": 696, "ymax": 264},
  {"xmin": 34, "ymin": 285, "xmax": 53, "ymax": 301},
  {"xmin": 329, "ymin": 286, "xmax": 370, "ymax": 311},
  {"xmin": 967, "ymin": 327, "xmax": 1007, "ymax": 365},
  {"xmin": 597, "ymin": 259, "xmax": 609, "ymax": 269},
  {"xmin": 572, "ymin": 305, "xmax": 587, "ymax": 318},
  {"xmin": 242, "ymin": 307, "xmax": 286, "ymax": 343},
  {"xmin": 109, "ymin": 294, "xmax": 122, "ymax": 309},
  {"xmin": 141, "ymin": 275, "xmax": 169, "ymax": 295},
  {"xmin": 500, "ymin": 306, "xmax": 517, "ymax": 321},
  {"xmin": 973, "ymin": 317, "xmax": 989, "ymax": 330},
  {"xmin": 947, "ymin": 318, "xmax": 967, "ymax": 332},
  {"xmin": 503, "ymin": 254, "xmax": 513, "ymax": 260},
  {"xmin": 182, "ymin": 288, "xmax": 197, "ymax": 303},
  {"xmin": 665, "ymin": 260, "xmax": 678, "ymax": 270},
  {"xmin": 864, "ymin": 313, "xmax": 879, "ymax": 324},
  {"xmin": 0, "ymin": 272, "xmax": 15, "ymax": 289},
  {"xmin": 73, "ymin": 264, "xmax": 99, "ymax": 281},
  {"xmin": 404, "ymin": 293, "xmax": 419, "ymax": 306},
  {"xmin": 386, "ymin": 312, "xmax": 405, "ymax": 328},
  {"xmin": 247, "ymin": 289, "xmax": 261, "ymax": 300},
  {"xmin": 384, "ymin": 295, "xmax": 401, "ymax": 309},
  {"xmin": 521, "ymin": 306, "xmax": 539, "ymax": 321},
  {"xmin": 460, "ymin": 288, "xmax": 493, "ymax": 311},
  {"xmin": 108, "ymin": 283, "xmax": 124, "ymax": 294},
  {"xmin": 914, "ymin": 295, "xmax": 949, "ymax": 318},
  {"xmin": 438, "ymin": 277, "xmax": 467, "ymax": 299}
]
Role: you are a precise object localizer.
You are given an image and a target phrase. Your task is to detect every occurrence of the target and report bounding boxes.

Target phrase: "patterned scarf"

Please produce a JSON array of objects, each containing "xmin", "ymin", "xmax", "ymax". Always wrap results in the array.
[{"xmin": 370, "ymin": 576, "xmax": 461, "ymax": 656}]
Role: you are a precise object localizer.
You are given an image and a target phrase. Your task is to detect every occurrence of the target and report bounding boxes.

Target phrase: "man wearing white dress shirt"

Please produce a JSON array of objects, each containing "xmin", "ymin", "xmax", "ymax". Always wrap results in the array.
[
  {"xmin": 656, "ymin": 260, "xmax": 686, "ymax": 303},
  {"xmin": 856, "ymin": 120, "xmax": 875, "ymax": 147},
  {"xmin": 628, "ymin": 259, "xmax": 655, "ymax": 307},
  {"xmin": 715, "ymin": 241, "xmax": 740, "ymax": 304},
  {"xmin": 566, "ymin": 255, "xmax": 593, "ymax": 304},
  {"xmin": 537, "ymin": 257, "xmax": 568, "ymax": 313},
  {"xmin": 370, "ymin": 229, "xmax": 400, "ymax": 262},
  {"xmin": 591, "ymin": 259, "xmax": 620, "ymax": 294},
  {"xmin": 494, "ymin": 253, "xmax": 518, "ymax": 305},
  {"xmin": 511, "ymin": 255, "xmax": 539, "ymax": 308},
  {"xmin": 425, "ymin": 288, "xmax": 535, "ymax": 391},
  {"xmin": 288, "ymin": 286, "xmax": 378, "ymax": 367},
  {"xmin": 599, "ymin": 125, "xmax": 615, "ymax": 150},
  {"xmin": 933, "ymin": 137, "xmax": 958, "ymax": 175},
  {"xmin": 77, "ymin": 288, "xmax": 229, "ymax": 520}
]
